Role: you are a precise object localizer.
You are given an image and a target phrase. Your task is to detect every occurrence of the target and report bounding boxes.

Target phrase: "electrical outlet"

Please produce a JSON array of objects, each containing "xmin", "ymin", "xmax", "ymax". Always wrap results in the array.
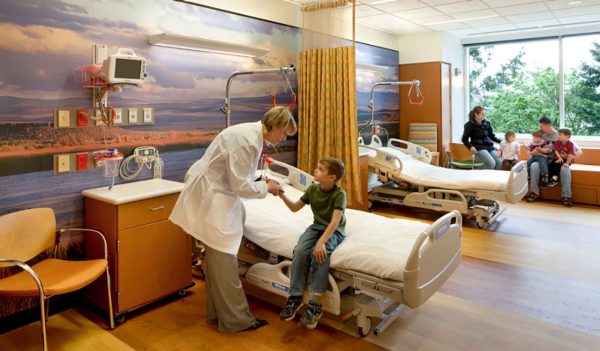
[
  {"xmin": 57, "ymin": 110, "xmax": 70, "ymax": 127},
  {"xmin": 143, "ymin": 108, "xmax": 153, "ymax": 123},
  {"xmin": 57, "ymin": 154, "xmax": 70, "ymax": 173},
  {"xmin": 128, "ymin": 108, "xmax": 138, "ymax": 124},
  {"xmin": 114, "ymin": 108, "xmax": 123, "ymax": 124}
]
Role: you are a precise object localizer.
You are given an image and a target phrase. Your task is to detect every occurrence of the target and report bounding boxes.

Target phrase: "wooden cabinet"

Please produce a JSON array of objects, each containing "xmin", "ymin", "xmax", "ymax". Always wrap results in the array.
[
  {"xmin": 83, "ymin": 179, "xmax": 192, "ymax": 320},
  {"xmin": 399, "ymin": 61, "xmax": 452, "ymax": 166}
]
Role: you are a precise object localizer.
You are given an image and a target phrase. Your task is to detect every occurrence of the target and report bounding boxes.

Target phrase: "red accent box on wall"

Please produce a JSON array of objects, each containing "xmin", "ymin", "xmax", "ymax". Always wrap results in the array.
[
  {"xmin": 77, "ymin": 153, "xmax": 89, "ymax": 171},
  {"xmin": 77, "ymin": 109, "xmax": 89, "ymax": 126}
]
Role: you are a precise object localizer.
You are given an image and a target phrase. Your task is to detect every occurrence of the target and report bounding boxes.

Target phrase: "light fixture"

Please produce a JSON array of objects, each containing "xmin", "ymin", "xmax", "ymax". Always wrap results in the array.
[
  {"xmin": 369, "ymin": 0, "xmax": 397, "ymax": 5},
  {"xmin": 148, "ymin": 33, "xmax": 269, "ymax": 58},
  {"xmin": 356, "ymin": 63, "xmax": 391, "ymax": 74},
  {"xmin": 567, "ymin": 0, "xmax": 583, "ymax": 5},
  {"xmin": 425, "ymin": 14, "xmax": 499, "ymax": 26}
]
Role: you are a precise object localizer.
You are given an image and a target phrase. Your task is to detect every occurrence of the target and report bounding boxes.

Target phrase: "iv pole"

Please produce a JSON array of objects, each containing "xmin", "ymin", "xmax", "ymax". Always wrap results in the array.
[
  {"xmin": 360, "ymin": 80, "xmax": 422, "ymax": 135},
  {"xmin": 220, "ymin": 64, "xmax": 296, "ymax": 128}
]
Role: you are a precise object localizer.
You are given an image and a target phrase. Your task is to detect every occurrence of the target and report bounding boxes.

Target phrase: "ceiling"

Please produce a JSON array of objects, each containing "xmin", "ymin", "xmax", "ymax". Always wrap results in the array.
[{"xmin": 286, "ymin": 0, "xmax": 600, "ymax": 39}]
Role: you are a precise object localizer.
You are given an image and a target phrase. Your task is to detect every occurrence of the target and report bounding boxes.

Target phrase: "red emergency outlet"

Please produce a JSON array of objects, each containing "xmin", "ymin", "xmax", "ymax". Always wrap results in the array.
[
  {"xmin": 77, "ymin": 109, "xmax": 89, "ymax": 126},
  {"xmin": 77, "ymin": 153, "xmax": 88, "ymax": 171}
]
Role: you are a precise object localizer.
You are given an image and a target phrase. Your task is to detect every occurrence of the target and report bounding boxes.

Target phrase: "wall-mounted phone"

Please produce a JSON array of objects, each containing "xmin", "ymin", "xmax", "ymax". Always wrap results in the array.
[{"xmin": 120, "ymin": 146, "xmax": 163, "ymax": 180}]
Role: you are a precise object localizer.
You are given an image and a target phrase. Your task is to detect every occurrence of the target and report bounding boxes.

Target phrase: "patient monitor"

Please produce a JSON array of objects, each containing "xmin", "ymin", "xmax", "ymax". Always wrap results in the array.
[{"xmin": 102, "ymin": 48, "xmax": 148, "ymax": 86}]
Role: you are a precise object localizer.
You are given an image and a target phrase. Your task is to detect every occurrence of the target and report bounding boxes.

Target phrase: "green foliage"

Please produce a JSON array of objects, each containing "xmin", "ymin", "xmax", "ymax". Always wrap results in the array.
[{"xmin": 469, "ymin": 42, "xmax": 600, "ymax": 136}]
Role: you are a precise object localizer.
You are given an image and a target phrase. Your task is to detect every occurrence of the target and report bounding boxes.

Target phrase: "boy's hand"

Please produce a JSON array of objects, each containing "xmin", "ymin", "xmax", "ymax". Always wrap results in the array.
[
  {"xmin": 562, "ymin": 163, "xmax": 570, "ymax": 168},
  {"xmin": 556, "ymin": 158, "xmax": 563, "ymax": 164},
  {"xmin": 313, "ymin": 240, "xmax": 327, "ymax": 264},
  {"xmin": 266, "ymin": 179, "xmax": 283, "ymax": 195}
]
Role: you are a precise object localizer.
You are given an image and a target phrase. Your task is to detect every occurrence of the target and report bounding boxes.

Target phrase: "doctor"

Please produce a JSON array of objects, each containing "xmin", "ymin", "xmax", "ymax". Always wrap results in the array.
[{"xmin": 170, "ymin": 106, "xmax": 296, "ymax": 332}]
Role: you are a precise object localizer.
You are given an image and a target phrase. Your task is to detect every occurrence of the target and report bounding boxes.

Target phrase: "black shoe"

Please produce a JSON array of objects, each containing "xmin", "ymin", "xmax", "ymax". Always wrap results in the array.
[
  {"xmin": 526, "ymin": 193, "xmax": 540, "ymax": 202},
  {"xmin": 561, "ymin": 197, "xmax": 573, "ymax": 207},
  {"xmin": 241, "ymin": 319, "xmax": 268, "ymax": 331},
  {"xmin": 541, "ymin": 175, "xmax": 548, "ymax": 187},
  {"xmin": 546, "ymin": 176, "xmax": 559, "ymax": 188},
  {"xmin": 299, "ymin": 300, "xmax": 323, "ymax": 330},
  {"xmin": 280, "ymin": 296, "xmax": 303, "ymax": 321}
]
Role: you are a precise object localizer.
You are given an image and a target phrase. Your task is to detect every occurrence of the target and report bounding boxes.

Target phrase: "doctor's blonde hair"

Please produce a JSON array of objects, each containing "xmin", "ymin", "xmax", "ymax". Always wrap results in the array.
[{"xmin": 262, "ymin": 106, "xmax": 297, "ymax": 135}]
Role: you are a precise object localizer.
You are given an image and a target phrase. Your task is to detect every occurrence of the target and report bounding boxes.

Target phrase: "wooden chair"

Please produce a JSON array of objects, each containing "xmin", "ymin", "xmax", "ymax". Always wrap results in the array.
[
  {"xmin": 0, "ymin": 208, "xmax": 114, "ymax": 351},
  {"xmin": 447, "ymin": 143, "xmax": 486, "ymax": 169}
]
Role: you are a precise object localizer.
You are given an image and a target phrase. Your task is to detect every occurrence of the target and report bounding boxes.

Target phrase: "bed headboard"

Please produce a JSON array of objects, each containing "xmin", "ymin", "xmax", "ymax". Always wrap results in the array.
[
  {"xmin": 267, "ymin": 159, "xmax": 314, "ymax": 192},
  {"xmin": 387, "ymin": 138, "xmax": 432, "ymax": 164},
  {"xmin": 358, "ymin": 135, "xmax": 383, "ymax": 148}
]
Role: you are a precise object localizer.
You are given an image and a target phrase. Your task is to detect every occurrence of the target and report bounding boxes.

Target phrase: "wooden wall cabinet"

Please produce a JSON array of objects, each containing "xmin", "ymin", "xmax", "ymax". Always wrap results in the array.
[
  {"xmin": 399, "ymin": 61, "xmax": 452, "ymax": 166},
  {"xmin": 83, "ymin": 179, "xmax": 192, "ymax": 322}
]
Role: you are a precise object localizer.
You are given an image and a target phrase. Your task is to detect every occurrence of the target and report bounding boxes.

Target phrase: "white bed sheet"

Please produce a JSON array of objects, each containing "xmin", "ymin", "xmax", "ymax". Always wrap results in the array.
[
  {"xmin": 378, "ymin": 147, "xmax": 510, "ymax": 192},
  {"xmin": 243, "ymin": 184, "xmax": 430, "ymax": 281}
]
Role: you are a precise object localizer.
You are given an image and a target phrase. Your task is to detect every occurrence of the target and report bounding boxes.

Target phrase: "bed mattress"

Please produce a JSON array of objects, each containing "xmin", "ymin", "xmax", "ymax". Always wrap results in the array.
[
  {"xmin": 378, "ymin": 147, "xmax": 511, "ymax": 192},
  {"xmin": 243, "ymin": 184, "xmax": 430, "ymax": 281}
]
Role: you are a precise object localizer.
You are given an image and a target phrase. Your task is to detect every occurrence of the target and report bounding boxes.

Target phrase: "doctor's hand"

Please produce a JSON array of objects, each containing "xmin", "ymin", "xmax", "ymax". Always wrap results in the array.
[
  {"xmin": 313, "ymin": 240, "xmax": 327, "ymax": 264},
  {"xmin": 266, "ymin": 179, "xmax": 283, "ymax": 196}
]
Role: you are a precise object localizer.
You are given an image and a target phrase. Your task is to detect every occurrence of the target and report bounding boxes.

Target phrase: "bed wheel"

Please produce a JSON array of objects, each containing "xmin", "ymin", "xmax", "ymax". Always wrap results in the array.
[{"xmin": 357, "ymin": 316, "xmax": 372, "ymax": 337}]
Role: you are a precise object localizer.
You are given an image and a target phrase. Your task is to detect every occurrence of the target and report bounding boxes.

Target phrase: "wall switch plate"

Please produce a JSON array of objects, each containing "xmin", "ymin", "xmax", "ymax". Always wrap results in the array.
[
  {"xmin": 143, "ymin": 107, "xmax": 153, "ymax": 123},
  {"xmin": 128, "ymin": 108, "xmax": 138, "ymax": 124},
  {"xmin": 113, "ymin": 108, "xmax": 123, "ymax": 124},
  {"xmin": 57, "ymin": 110, "xmax": 70, "ymax": 127},
  {"xmin": 56, "ymin": 154, "xmax": 70, "ymax": 173}
]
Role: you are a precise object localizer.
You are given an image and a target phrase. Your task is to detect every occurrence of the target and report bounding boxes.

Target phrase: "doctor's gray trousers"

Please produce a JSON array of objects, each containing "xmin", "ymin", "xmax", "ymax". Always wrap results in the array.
[{"xmin": 203, "ymin": 245, "xmax": 256, "ymax": 332}]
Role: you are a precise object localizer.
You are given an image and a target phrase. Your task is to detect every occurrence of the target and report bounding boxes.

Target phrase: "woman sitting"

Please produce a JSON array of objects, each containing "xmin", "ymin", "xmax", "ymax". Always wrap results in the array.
[{"xmin": 461, "ymin": 106, "xmax": 502, "ymax": 170}]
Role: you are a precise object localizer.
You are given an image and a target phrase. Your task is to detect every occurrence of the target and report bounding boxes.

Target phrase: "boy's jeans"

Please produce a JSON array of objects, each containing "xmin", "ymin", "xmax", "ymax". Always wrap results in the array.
[
  {"xmin": 288, "ymin": 224, "xmax": 345, "ymax": 296},
  {"xmin": 527, "ymin": 156, "xmax": 549, "ymax": 176},
  {"xmin": 530, "ymin": 161, "xmax": 572, "ymax": 198}
]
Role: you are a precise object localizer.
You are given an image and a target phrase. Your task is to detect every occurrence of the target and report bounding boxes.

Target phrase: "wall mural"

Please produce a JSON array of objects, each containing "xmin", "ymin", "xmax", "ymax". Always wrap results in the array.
[{"xmin": 0, "ymin": 0, "xmax": 398, "ymax": 317}]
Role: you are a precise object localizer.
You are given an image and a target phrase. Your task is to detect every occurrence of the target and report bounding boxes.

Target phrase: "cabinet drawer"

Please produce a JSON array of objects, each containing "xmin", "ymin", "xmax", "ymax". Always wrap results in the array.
[{"xmin": 118, "ymin": 193, "xmax": 179, "ymax": 230}]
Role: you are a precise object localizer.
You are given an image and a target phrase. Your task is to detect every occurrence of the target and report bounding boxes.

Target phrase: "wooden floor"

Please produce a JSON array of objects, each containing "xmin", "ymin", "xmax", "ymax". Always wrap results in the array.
[{"xmin": 1, "ymin": 199, "xmax": 600, "ymax": 350}]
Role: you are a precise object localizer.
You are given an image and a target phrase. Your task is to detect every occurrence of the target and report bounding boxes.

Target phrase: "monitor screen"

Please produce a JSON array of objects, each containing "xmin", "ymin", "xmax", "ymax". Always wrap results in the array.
[{"xmin": 114, "ymin": 58, "xmax": 142, "ymax": 79}]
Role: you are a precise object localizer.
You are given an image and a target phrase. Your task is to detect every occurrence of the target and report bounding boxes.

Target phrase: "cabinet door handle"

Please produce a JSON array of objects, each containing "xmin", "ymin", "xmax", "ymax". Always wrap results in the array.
[{"xmin": 149, "ymin": 205, "xmax": 165, "ymax": 212}]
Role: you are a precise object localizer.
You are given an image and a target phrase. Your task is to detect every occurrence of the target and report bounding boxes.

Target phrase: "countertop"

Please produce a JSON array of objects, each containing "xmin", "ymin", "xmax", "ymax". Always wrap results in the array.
[{"xmin": 82, "ymin": 178, "xmax": 184, "ymax": 205}]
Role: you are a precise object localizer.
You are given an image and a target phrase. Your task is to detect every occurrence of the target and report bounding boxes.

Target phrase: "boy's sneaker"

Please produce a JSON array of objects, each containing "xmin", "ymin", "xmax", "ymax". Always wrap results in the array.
[
  {"xmin": 280, "ymin": 296, "xmax": 303, "ymax": 321},
  {"xmin": 541, "ymin": 175, "xmax": 549, "ymax": 187},
  {"xmin": 546, "ymin": 176, "xmax": 559, "ymax": 188},
  {"xmin": 299, "ymin": 300, "xmax": 323, "ymax": 329},
  {"xmin": 526, "ymin": 193, "xmax": 540, "ymax": 202},
  {"xmin": 561, "ymin": 197, "xmax": 573, "ymax": 207}
]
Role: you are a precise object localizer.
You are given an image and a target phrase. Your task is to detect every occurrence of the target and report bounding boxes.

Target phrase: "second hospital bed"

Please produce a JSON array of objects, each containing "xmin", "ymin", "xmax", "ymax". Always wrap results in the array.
[
  {"xmin": 360, "ymin": 136, "xmax": 529, "ymax": 228},
  {"xmin": 238, "ymin": 160, "xmax": 462, "ymax": 337}
]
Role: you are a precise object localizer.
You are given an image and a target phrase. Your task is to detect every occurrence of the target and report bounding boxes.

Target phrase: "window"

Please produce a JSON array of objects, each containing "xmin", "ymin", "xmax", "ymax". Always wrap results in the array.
[
  {"xmin": 563, "ymin": 34, "xmax": 600, "ymax": 136},
  {"xmin": 468, "ymin": 34, "xmax": 600, "ymax": 137}
]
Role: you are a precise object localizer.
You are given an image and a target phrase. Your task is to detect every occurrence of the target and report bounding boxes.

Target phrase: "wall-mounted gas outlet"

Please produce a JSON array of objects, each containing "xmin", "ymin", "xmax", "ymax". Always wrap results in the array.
[
  {"xmin": 77, "ymin": 109, "xmax": 89, "ymax": 127},
  {"xmin": 143, "ymin": 108, "xmax": 153, "ymax": 123},
  {"xmin": 128, "ymin": 108, "xmax": 138, "ymax": 124},
  {"xmin": 114, "ymin": 108, "xmax": 123, "ymax": 124}
]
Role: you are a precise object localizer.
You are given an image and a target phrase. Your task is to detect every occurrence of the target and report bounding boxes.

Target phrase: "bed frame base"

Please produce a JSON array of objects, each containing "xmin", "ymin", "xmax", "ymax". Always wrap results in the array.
[{"xmin": 369, "ymin": 183, "xmax": 502, "ymax": 228}]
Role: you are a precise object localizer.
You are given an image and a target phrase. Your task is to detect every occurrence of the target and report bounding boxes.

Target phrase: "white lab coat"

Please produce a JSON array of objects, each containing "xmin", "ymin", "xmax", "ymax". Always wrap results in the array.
[{"xmin": 169, "ymin": 121, "xmax": 268, "ymax": 254}]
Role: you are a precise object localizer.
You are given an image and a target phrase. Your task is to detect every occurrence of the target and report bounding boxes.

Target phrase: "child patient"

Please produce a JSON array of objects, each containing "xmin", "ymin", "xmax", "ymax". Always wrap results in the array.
[
  {"xmin": 527, "ymin": 130, "xmax": 551, "ymax": 186},
  {"xmin": 277, "ymin": 158, "xmax": 347, "ymax": 329},
  {"xmin": 548, "ymin": 128, "xmax": 577, "ymax": 191}
]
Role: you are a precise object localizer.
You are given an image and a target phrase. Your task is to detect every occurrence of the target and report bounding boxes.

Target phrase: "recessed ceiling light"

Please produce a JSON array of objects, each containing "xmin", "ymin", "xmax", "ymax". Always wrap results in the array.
[
  {"xmin": 567, "ymin": 0, "xmax": 583, "ymax": 5},
  {"xmin": 369, "ymin": 0, "xmax": 397, "ymax": 5}
]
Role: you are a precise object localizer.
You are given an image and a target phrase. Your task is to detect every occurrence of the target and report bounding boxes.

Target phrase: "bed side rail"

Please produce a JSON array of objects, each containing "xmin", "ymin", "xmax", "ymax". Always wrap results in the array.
[
  {"xmin": 358, "ymin": 135, "xmax": 384, "ymax": 148},
  {"xmin": 367, "ymin": 148, "xmax": 406, "ymax": 183},
  {"xmin": 403, "ymin": 210, "xmax": 462, "ymax": 308},
  {"xmin": 387, "ymin": 138, "xmax": 432, "ymax": 164},
  {"xmin": 506, "ymin": 160, "xmax": 528, "ymax": 203},
  {"xmin": 267, "ymin": 159, "xmax": 314, "ymax": 192}
]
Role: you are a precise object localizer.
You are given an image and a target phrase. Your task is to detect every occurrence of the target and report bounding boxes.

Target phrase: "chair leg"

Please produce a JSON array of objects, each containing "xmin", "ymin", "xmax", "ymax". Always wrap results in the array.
[
  {"xmin": 44, "ymin": 298, "xmax": 50, "ymax": 322},
  {"xmin": 39, "ymin": 295, "xmax": 48, "ymax": 351},
  {"xmin": 105, "ymin": 267, "xmax": 115, "ymax": 329}
]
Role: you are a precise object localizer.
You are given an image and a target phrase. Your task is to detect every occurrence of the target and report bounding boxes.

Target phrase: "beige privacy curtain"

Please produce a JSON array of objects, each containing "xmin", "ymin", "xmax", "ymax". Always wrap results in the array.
[{"xmin": 297, "ymin": 1, "xmax": 361, "ymax": 205}]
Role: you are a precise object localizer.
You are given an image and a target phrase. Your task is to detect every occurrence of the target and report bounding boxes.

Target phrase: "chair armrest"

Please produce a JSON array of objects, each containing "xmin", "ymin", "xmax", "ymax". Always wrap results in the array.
[
  {"xmin": 0, "ymin": 258, "xmax": 45, "ymax": 294},
  {"xmin": 55, "ymin": 228, "xmax": 108, "ymax": 260}
]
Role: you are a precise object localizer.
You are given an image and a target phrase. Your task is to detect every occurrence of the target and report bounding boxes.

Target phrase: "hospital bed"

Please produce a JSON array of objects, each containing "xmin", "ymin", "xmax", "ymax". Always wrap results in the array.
[
  {"xmin": 238, "ymin": 160, "xmax": 462, "ymax": 337},
  {"xmin": 359, "ymin": 136, "xmax": 528, "ymax": 228}
]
